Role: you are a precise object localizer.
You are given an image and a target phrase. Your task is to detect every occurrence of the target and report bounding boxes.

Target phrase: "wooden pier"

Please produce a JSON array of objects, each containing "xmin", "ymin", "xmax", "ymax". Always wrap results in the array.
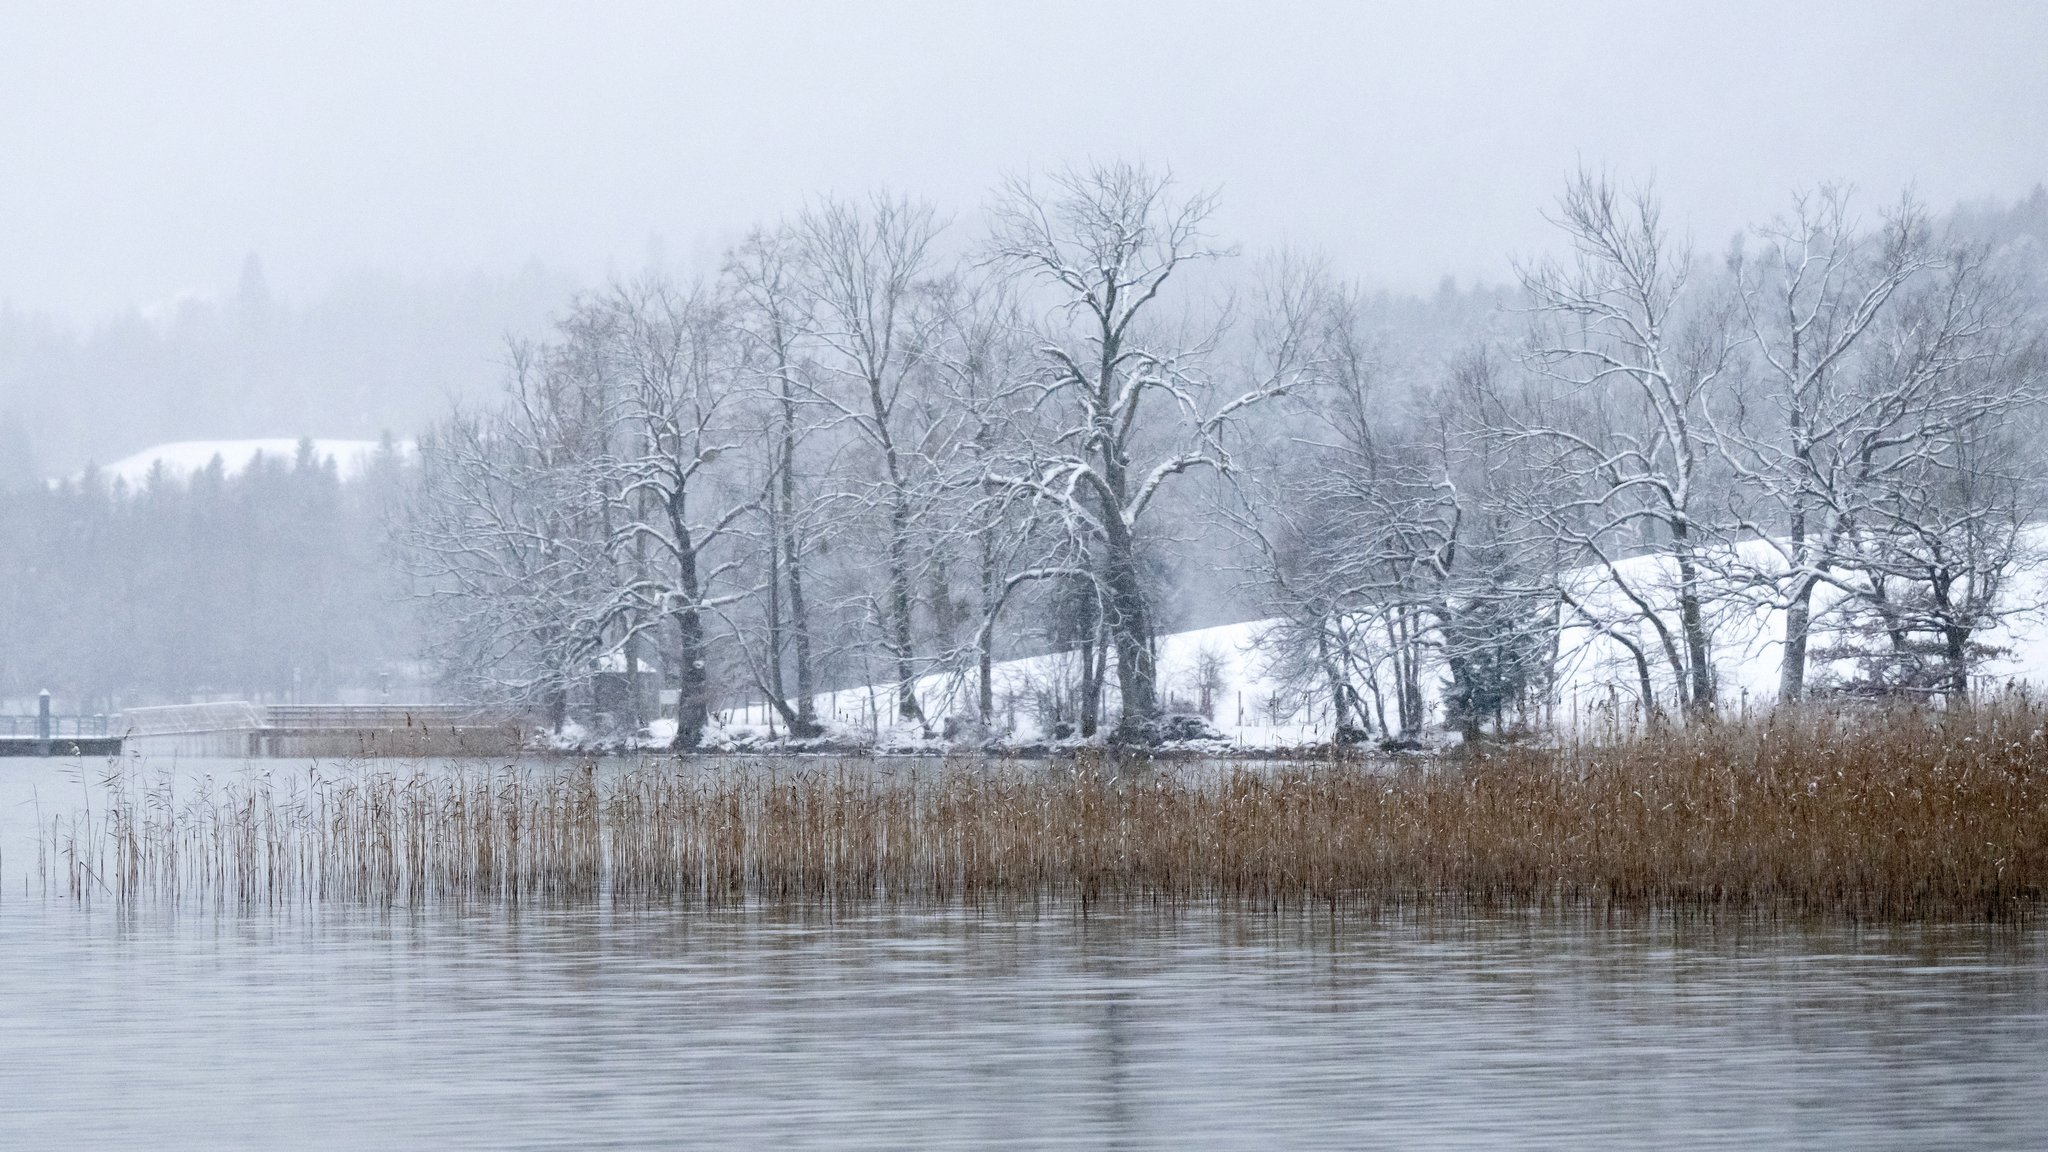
[
  {"xmin": 114, "ymin": 702, "xmax": 524, "ymax": 758},
  {"xmin": 247, "ymin": 705, "xmax": 523, "ymax": 756},
  {"xmin": 0, "ymin": 691, "xmax": 122, "ymax": 756},
  {"xmin": 0, "ymin": 736, "xmax": 123, "ymax": 757},
  {"xmin": 4, "ymin": 701, "xmax": 525, "ymax": 759}
]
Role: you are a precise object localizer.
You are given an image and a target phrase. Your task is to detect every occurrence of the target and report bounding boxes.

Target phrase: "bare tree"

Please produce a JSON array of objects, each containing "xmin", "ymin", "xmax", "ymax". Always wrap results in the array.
[
  {"xmin": 1235, "ymin": 272, "xmax": 1401, "ymax": 738},
  {"xmin": 1244, "ymin": 277, "xmax": 1553, "ymax": 745},
  {"xmin": 402, "ymin": 344, "xmax": 619, "ymax": 729},
  {"xmin": 795, "ymin": 193, "xmax": 947, "ymax": 726},
  {"xmin": 1715, "ymin": 188, "xmax": 1933, "ymax": 701},
  {"xmin": 600, "ymin": 281, "xmax": 756, "ymax": 749},
  {"xmin": 919, "ymin": 273, "xmax": 1076, "ymax": 732},
  {"xmin": 989, "ymin": 162, "xmax": 1305, "ymax": 742},
  {"xmin": 1846, "ymin": 423, "xmax": 2032, "ymax": 700},
  {"xmin": 727, "ymin": 227, "xmax": 826, "ymax": 736},
  {"xmin": 1821, "ymin": 242, "xmax": 2045, "ymax": 700},
  {"xmin": 1518, "ymin": 173, "xmax": 1737, "ymax": 721}
]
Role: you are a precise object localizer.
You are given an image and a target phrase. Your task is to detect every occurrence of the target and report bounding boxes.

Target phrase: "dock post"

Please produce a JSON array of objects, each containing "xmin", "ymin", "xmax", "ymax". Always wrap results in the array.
[{"xmin": 36, "ymin": 689, "xmax": 51, "ymax": 756}]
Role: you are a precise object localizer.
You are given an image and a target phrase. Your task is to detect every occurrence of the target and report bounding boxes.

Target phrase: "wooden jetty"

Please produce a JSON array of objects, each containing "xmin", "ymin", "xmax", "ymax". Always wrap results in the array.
[
  {"xmin": 115, "ymin": 702, "xmax": 523, "ymax": 758},
  {"xmin": 0, "ymin": 736, "xmax": 124, "ymax": 757},
  {"xmin": 248, "ymin": 705, "xmax": 523, "ymax": 757},
  {"xmin": 2, "ymin": 700, "xmax": 522, "ymax": 759},
  {"xmin": 0, "ymin": 691, "xmax": 123, "ymax": 757}
]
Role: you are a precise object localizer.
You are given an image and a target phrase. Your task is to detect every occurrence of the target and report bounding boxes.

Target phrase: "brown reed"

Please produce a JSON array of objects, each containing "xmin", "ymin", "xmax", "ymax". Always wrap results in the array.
[{"xmin": 39, "ymin": 702, "xmax": 2048, "ymax": 922}]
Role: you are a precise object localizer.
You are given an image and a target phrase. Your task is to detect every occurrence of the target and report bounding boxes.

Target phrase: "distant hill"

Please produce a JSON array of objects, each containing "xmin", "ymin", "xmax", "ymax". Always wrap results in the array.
[{"xmin": 81, "ymin": 438, "xmax": 410, "ymax": 488}]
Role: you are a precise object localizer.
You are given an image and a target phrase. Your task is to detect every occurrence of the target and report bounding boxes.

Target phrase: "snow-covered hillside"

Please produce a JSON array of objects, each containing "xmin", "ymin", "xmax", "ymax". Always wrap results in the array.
[
  {"xmin": 683, "ymin": 526, "xmax": 2048, "ymax": 752},
  {"xmin": 84, "ymin": 438, "xmax": 411, "ymax": 488}
]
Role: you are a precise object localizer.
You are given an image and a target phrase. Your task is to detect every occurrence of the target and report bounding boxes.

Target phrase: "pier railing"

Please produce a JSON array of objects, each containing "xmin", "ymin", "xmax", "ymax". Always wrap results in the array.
[
  {"xmin": 111, "ymin": 701, "xmax": 524, "ymax": 757},
  {"xmin": 0, "ymin": 713, "xmax": 109, "ymax": 738}
]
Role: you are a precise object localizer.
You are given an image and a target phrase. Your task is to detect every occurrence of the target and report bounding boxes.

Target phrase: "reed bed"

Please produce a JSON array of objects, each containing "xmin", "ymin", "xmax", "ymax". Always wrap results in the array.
[{"xmin": 35, "ymin": 703, "xmax": 2048, "ymax": 921}]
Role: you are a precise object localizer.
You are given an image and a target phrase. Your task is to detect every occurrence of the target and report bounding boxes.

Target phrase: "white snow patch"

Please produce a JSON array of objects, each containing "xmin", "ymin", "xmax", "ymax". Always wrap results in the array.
[
  {"xmin": 765, "ymin": 526, "xmax": 2048, "ymax": 751},
  {"xmin": 793, "ymin": 617, "xmax": 1325, "ymax": 750},
  {"xmin": 81, "ymin": 438, "xmax": 411, "ymax": 488}
]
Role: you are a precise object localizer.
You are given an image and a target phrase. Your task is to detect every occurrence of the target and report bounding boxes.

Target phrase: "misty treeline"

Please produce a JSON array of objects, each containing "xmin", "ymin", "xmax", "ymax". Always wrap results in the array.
[
  {"xmin": 0, "ymin": 257, "xmax": 569, "ymax": 485},
  {"xmin": 0, "ymin": 440, "xmax": 409, "ymax": 709},
  {"xmin": 401, "ymin": 163, "xmax": 2048, "ymax": 747}
]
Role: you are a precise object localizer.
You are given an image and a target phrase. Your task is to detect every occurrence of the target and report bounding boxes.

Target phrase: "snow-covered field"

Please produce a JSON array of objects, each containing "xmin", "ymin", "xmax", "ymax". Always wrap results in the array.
[
  {"xmin": 84, "ymin": 438, "xmax": 410, "ymax": 488},
  {"xmin": 679, "ymin": 527, "xmax": 2048, "ymax": 754}
]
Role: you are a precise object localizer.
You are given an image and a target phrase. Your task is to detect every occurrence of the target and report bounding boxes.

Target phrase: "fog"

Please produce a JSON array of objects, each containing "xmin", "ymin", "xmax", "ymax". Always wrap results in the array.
[
  {"xmin": 5, "ymin": 1, "xmax": 2043, "ymax": 320},
  {"xmin": 8, "ymin": 1, "xmax": 2044, "ymax": 472},
  {"xmin": 1, "ymin": 3, "xmax": 2044, "ymax": 742}
]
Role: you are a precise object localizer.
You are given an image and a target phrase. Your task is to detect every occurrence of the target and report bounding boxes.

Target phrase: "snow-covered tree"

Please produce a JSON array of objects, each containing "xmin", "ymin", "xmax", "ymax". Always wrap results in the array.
[
  {"xmin": 600, "ymin": 281, "xmax": 757, "ymax": 749},
  {"xmin": 1822, "ymin": 241, "xmax": 2046, "ymax": 699},
  {"xmin": 1516, "ymin": 173, "xmax": 1738, "ymax": 721},
  {"xmin": 1715, "ymin": 188, "xmax": 1934, "ymax": 701},
  {"xmin": 725, "ymin": 228, "xmax": 828, "ymax": 736},
  {"xmin": 794, "ymin": 193, "xmax": 950, "ymax": 727},
  {"xmin": 988, "ymin": 162, "xmax": 1306, "ymax": 741},
  {"xmin": 404, "ymin": 345, "xmax": 618, "ymax": 728}
]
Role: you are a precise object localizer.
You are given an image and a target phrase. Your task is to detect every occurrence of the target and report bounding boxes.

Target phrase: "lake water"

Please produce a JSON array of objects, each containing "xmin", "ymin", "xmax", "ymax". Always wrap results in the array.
[{"xmin": 3, "ymin": 755, "xmax": 2046, "ymax": 1149}]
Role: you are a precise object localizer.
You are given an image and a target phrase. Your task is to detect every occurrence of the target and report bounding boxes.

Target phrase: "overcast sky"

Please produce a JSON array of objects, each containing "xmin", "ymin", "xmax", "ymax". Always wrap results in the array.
[{"xmin": 3, "ymin": 0, "xmax": 2044, "ymax": 319}]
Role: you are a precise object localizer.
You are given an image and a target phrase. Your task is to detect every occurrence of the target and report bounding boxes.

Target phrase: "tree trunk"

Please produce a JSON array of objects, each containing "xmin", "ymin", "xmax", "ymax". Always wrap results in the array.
[
  {"xmin": 1383, "ymin": 615, "xmax": 1412, "ymax": 737},
  {"xmin": 666, "ymin": 493, "xmax": 709, "ymax": 751},
  {"xmin": 1075, "ymin": 575, "xmax": 1106, "ymax": 738},
  {"xmin": 670, "ymin": 604, "xmax": 708, "ymax": 750},
  {"xmin": 1317, "ymin": 622, "xmax": 1352, "ymax": 739},
  {"xmin": 1101, "ymin": 517, "xmax": 1156, "ymax": 742},
  {"xmin": 1931, "ymin": 573, "xmax": 1971, "ymax": 706},
  {"xmin": 1671, "ymin": 521, "xmax": 1715, "ymax": 717},
  {"xmin": 1078, "ymin": 631, "xmax": 1099, "ymax": 739},
  {"xmin": 977, "ymin": 524, "xmax": 996, "ymax": 725},
  {"xmin": 623, "ymin": 639, "xmax": 644, "ymax": 734},
  {"xmin": 764, "ymin": 470, "xmax": 786, "ymax": 705},
  {"xmin": 1780, "ymin": 575, "xmax": 1815, "ymax": 703},
  {"xmin": 1447, "ymin": 652, "xmax": 1482, "ymax": 745},
  {"xmin": 886, "ymin": 484, "xmax": 920, "ymax": 722},
  {"xmin": 764, "ymin": 445, "xmax": 823, "ymax": 739},
  {"xmin": 785, "ymin": 540, "xmax": 817, "ymax": 731},
  {"xmin": 1945, "ymin": 624, "xmax": 1972, "ymax": 704},
  {"xmin": 781, "ymin": 508, "xmax": 817, "ymax": 734},
  {"xmin": 1779, "ymin": 478, "xmax": 1817, "ymax": 703},
  {"xmin": 1400, "ymin": 612, "xmax": 1425, "ymax": 737},
  {"xmin": 776, "ymin": 349, "xmax": 818, "ymax": 734},
  {"xmin": 545, "ymin": 681, "xmax": 569, "ymax": 734},
  {"xmin": 1628, "ymin": 639, "xmax": 1659, "ymax": 728}
]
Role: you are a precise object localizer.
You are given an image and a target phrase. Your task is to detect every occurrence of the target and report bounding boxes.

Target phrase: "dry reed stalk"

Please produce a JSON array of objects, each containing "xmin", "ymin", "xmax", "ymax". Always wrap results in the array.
[{"xmin": 37, "ymin": 703, "xmax": 2048, "ymax": 921}]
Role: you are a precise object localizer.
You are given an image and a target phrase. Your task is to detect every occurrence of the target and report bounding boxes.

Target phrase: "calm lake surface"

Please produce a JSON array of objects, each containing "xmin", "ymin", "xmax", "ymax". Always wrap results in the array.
[{"xmin": 3, "ymin": 755, "xmax": 2046, "ymax": 1150}]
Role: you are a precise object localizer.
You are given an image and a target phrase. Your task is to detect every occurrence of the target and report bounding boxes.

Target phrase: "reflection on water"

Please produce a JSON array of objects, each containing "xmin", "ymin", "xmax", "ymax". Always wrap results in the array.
[
  {"xmin": 2, "ymin": 756, "xmax": 2045, "ymax": 1148},
  {"xmin": 0, "ymin": 900, "xmax": 2043, "ymax": 1151}
]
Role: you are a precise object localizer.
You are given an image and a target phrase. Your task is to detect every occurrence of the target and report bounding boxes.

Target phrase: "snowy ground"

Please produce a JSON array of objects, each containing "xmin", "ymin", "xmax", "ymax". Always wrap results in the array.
[{"xmin": 669, "ymin": 526, "xmax": 2048, "ymax": 755}]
